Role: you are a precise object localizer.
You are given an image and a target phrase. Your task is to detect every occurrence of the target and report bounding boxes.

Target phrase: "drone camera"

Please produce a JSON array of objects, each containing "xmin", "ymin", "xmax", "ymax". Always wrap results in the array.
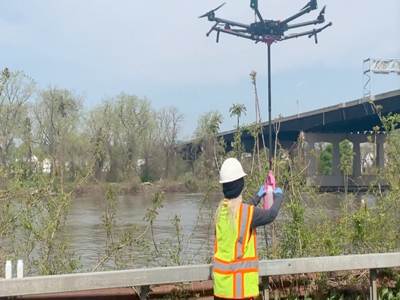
[{"xmin": 250, "ymin": 0, "xmax": 258, "ymax": 9}]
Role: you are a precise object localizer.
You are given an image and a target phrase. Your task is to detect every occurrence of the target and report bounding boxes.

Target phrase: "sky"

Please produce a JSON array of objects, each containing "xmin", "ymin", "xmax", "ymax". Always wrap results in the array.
[{"xmin": 1, "ymin": 0, "xmax": 400, "ymax": 141}]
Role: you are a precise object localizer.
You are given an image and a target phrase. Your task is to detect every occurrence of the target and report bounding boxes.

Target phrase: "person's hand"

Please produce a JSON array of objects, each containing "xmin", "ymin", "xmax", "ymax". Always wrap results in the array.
[
  {"xmin": 257, "ymin": 186, "xmax": 266, "ymax": 197},
  {"xmin": 274, "ymin": 187, "xmax": 283, "ymax": 195}
]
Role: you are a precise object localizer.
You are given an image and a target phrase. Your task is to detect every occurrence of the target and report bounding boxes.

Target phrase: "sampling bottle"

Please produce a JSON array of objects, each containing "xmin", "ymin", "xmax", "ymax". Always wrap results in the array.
[
  {"xmin": 5, "ymin": 260, "xmax": 12, "ymax": 279},
  {"xmin": 17, "ymin": 260, "xmax": 23, "ymax": 278}
]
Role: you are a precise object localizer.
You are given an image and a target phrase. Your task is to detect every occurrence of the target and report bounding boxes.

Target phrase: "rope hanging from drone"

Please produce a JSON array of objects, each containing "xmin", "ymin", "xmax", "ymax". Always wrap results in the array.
[{"xmin": 200, "ymin": 0, "xmax": 332, "ymax": 210}]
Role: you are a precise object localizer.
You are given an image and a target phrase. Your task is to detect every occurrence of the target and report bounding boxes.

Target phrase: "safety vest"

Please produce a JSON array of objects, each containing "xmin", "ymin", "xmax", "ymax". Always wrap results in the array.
[{"xmin": 213, "ymin": 200, "xmax": 259, "ymax": 299}]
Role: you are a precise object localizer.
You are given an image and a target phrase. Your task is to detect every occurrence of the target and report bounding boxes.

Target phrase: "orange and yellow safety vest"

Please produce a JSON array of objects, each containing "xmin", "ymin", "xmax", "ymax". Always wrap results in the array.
[{"xmin": 213, "ymin": 200, "xmax": 259, "ymax": 299}]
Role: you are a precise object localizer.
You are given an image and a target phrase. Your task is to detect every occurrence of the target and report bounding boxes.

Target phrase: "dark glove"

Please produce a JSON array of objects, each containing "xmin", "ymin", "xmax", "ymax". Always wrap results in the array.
[
  {"xmin": 257, "ymin": 186, "xmax": 266, "ymax": 197},
  {"xmin": 274, "ymin": 187, "xmax": 282, "ymax": 195}
]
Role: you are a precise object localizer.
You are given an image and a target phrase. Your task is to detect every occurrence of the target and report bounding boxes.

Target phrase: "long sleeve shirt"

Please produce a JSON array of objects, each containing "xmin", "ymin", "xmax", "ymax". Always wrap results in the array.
[{"xmin": 247, "ymin": 193, "xmax": 284, "ymax": 229}]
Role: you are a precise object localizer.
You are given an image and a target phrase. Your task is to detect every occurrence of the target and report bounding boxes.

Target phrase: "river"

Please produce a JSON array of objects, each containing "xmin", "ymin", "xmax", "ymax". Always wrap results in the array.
[{"xmin": 65, "ymin": 191, "xmax": 377, "ymax": 271}]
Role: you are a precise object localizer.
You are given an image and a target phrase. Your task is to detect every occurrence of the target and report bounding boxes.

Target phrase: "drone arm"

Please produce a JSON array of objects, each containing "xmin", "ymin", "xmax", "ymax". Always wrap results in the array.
[
  {"xmin": 287, "ymin": 18, "xmax": 323, "ymax": 29},
  {"xmin": 310, "ymin": 22, "xmax": 332, "ymax": 35},
  {"xmin": 214, "ymin": 27, "xmax": 257, "ymax": 41},
  {"xmin": 283, "ymin": 22, "xmax": 332, "ymax": 41},
  {"xmin": 254, "ymin": 8, "xmax": 265, "ymax": 24},
  {"xmin": 213, "ymin": 17, "xmax": 251, "ymax": 29},
  {"xmin": 280, "ymin": 7, "xmax": 312, "ymax": 26},
  {"xmin": 283, "ymin": 30, "xmax": 314, "ymax": 40}
]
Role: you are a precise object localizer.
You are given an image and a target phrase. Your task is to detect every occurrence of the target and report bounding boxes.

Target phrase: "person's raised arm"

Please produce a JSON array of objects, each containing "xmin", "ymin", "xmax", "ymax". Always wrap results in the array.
[
  {"xmin": 250, "ymin": 188, "xmax": 283, "ymax": 229},
  {"xmin": 246, "ymin": 185, "xmax": 267, "ymax": 206}
]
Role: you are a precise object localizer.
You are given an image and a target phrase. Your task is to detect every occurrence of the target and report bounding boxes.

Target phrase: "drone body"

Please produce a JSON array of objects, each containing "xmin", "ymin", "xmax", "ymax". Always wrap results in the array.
[
  {"xmin": 199, "ymin": 0, "xmax": 332, "ymax": 44},
  {"xmin": 250, "ymin": 20, "xmax": 285, "ymax": 38},
  {"xmin": 199, "ymin": 0, "xmax": 332, "ymax": 171}
]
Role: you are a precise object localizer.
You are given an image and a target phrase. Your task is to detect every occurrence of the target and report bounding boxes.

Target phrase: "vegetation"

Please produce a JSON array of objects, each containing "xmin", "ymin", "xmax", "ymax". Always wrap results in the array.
[
  {"xmin": 317, "ymin": 140, "xmax": 354, "ymax": 176},
  {"xmin": 229, "ymin": 103, "xmax": 247, "ymax": 159},
  {"xmin": 1, "ymin": 68, "xmax": 400, "ymax": 298}
]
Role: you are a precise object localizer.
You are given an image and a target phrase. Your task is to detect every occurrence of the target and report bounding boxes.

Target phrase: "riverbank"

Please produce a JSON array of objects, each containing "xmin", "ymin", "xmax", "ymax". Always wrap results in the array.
[
  {"xmin": 67, "ymin": 178, "xmax": 381, "ymax": 198},
  {"xmin": 71, "ymin": 179, "xmax": 209, "ymax": 197}
]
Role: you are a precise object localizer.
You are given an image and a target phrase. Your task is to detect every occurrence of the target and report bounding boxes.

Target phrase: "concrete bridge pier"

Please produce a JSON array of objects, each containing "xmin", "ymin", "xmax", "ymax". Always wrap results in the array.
[
  {"xmin": 376, "ymin": 134, "xmax": 385, "ymax": 170},
  {"xmin": 352, "ymin": 141, "xmax": 361, "ymax": 177},
  {"xmin": 346, "ymin": 135, "xmax": 367, "ymax": 179},
  {"xmin": 304, "ymin": 132, "xmax": 386, "ymax": 191}
]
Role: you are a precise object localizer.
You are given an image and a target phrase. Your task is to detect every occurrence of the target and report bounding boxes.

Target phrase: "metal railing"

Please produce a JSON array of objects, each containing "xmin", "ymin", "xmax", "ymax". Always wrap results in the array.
[{"xmin": 1, "ymin": 252, "xmax": 400, "ymax": 300}]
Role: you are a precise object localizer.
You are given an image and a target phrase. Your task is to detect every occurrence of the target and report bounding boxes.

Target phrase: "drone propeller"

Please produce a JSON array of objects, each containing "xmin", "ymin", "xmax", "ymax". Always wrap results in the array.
[
  {"xmin": 300, "ymin": 0, "xmax": 318, "ymax": 11},
  {"xmin": 199, "ymin": 2, "xmax": 226, "ymax": 20},
  {"xmin": 317, "ymin": 6, "xmax": 326, "ymax": 22}
]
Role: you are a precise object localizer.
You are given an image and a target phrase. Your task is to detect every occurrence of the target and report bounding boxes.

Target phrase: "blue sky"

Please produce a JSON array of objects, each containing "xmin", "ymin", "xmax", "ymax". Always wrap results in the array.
[{"xmin": 1, "ymin": 0, "xmax": 399, "ymax": 140}]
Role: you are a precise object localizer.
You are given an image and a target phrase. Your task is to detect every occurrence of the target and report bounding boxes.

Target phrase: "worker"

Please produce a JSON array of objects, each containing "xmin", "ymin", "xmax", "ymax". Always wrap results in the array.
[{"xmin": 213, "ymin": 157, "xmax": 284, "ymax": 300}]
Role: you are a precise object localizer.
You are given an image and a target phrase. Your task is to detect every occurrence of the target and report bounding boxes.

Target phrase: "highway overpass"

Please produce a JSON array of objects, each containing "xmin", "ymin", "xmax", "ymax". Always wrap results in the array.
[{"xmin": 179, "ymin": 89, "xmax": 400, "ymax": 191}]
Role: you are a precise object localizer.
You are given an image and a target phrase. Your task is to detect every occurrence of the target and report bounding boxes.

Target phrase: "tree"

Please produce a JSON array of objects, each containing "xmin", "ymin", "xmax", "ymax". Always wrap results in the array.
[
  {"xmin": 83, "ymin": 94, "xmax": 157, "ymax": 183},
  {"xmin": 317, "ymin": 141, "xmax": 354, "ymax": 178},
  {"xmin": 318, "ymin": 143, "xmax": 332, "ymax": 175},
  {"xmin": 229, "ymin": 103, "xmax": 247, "ymax": 132},
  {"xmin": 33, "ymin": 86, "xmax": 83, "ymax": 188},
  {"xmin": 0, "ymin": 69, "xmax": 35, "ymax": 166},
  {"xmin": 85, "ymin": 93, "xmax": 157, "ymax": 183},
  {"xmin": 339, "ymin": 139, "xmax": 354, "ymax": 194},
  {"xmin": 85, "ymin": 99, "xmax": 114, "ymax": 182},
  {"xmin": 20, "ymin": 116, "xmax": 34, "ymax": 177},
  {"xmin": 193, "ymin": 110, "xmax": 225, "ymax": 180},
  {"xmin": 114, "ymin": 93, "xmax": 155, "ymax": 181},
  {"xmin": 229, "ymin": 103, "xmax": 247, "ymax": 159},
  {"xmin": 339, "ymin": 140, "xmax": 354, "ymax": 176},
  {"xmin": 194, "ymin": 110, "xmax": 223, "ymax": 141},
  {"xmin": 157, "ymin": 105, "xmax": 185, "ymax": 179}
]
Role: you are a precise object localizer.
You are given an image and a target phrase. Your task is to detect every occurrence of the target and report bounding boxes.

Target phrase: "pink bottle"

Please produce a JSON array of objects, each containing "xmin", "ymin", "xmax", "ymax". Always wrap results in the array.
[{"xmin": 263, "ymin": 170, "xmax": 276, "ymax": 210}]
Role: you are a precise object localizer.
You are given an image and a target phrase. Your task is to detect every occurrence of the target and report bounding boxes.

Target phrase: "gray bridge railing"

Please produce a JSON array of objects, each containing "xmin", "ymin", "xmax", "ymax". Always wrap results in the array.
[{"xmin": 1, "ymin": 252, "xmax": 400, "ymax": 300}]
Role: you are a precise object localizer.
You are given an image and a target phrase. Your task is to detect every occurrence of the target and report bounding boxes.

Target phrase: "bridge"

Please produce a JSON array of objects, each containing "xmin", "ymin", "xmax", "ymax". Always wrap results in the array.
[{"xmin": 181, "ymin": 89, "xmax": 400, "ymax": 191}]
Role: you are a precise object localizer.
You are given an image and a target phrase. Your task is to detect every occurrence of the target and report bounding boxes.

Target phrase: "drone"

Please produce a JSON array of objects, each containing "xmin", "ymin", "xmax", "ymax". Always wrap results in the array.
[{"xmin": 199, "ymin": 0, "xmax": 332, "ymax": 45}]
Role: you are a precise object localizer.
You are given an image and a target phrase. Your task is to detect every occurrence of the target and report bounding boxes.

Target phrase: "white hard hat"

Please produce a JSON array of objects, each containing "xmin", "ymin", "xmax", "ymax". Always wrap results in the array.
[{"xmin": 219, "ymin": 158, "xmax": 247, "ymax": 184}]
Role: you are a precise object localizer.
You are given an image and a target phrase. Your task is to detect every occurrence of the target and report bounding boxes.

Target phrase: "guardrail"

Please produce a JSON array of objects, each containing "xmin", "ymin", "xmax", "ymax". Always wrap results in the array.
[{"xmin": 1, "ymin": 252, "xmax": 400, "ymax": 300}]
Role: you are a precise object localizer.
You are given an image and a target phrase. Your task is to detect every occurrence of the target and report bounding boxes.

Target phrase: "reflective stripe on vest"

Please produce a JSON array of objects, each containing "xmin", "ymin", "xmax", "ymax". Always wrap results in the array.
[
  {"xmin": 234, "ymin": 272, "xmax": 242, "ymax": 298},
  {"xmin": 236, "ymin": 204, "xmax": 249, "ymax": 259},
  {"xmin": 213, "ymin": 258, "xmax": 259, "ymax": 272}
]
